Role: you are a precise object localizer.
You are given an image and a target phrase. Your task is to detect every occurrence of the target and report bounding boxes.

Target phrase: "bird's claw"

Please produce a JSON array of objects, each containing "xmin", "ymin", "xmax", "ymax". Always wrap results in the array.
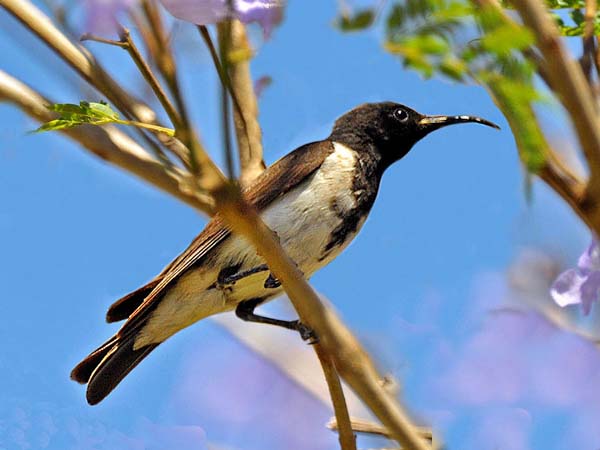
[
  {"xmin": 294, "ymin": 321, "xmax": 319, "ymax": 344},
  {"xmin": 264, "ymin": 273, "xmax": 281, "ymax": 289}
]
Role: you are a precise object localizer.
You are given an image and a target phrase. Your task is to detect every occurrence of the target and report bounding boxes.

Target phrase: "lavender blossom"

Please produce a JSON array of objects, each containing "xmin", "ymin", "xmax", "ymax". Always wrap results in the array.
[
  {"xmin": 82, "ymin": 0, "xmax": 136, "ymax": 34},
  {"xmin": 158, "ymin": 0, "xmax": 283, "ymax": 37},
  {"xmin": 81, "ymin": 0, "xmax": 284, "ymax": 37},
  {"xmin": 551, "ymin": 239, "xmax": 600, "ymax": 314}
]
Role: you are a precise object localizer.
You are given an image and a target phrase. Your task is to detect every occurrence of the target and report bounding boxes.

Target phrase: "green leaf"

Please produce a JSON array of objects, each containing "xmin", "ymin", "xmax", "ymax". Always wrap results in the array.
[
  {"xmin": 480, "ymin": 25, "xmax": 534, "ymax": 54},
  {"xmin": 35, "ymin": 119, "xmax": 81, "ymax": 132},
  {"xmin": 335, "ymin": 9, "xmax": 375, "ymax": 32},
  {"xmin": 36, "ymin": 101, "xmax": 121, "ymax": 133},
  {"xmin": 438, "ymin": 56, "xmax": 467, "ymax": 80},
  {"xmin": 387, "ymin": 4, "xmax": 405, "ymax": 29}
]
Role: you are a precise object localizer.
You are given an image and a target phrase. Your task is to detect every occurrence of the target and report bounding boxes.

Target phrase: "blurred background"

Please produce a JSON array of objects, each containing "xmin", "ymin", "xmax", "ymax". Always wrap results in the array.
[{"xmin": 1, "ymin": 1, "xmax": 599, "ymax": 449}]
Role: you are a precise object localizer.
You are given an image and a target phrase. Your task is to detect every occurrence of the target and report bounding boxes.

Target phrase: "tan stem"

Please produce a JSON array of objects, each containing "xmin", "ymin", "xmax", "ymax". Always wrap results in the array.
[
  {"xmin": 314, "ymin": 345, "xmax": 357, "ymax": 450},
  {"xmin": 221, "ymin": 20, "xmax": 266, "ymax": 187},
  {"xmin": 327, "ymin": 417, "xmax": 433, "ymax": 442}
]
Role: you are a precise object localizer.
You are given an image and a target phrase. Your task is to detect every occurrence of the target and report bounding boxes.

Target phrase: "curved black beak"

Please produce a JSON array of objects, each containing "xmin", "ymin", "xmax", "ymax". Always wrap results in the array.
[{"xmin": 418, "ymin": 114, "xmax": 500, "ymax": 133}]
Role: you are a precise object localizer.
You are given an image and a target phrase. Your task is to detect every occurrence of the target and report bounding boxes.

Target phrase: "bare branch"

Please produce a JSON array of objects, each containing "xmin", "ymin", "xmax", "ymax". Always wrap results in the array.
[
  {"xmin": 327, "ymin": 417, "xmax": 433, "ymax": 442},
  {"xmin": 81, "ymin": 27, "xmax": 190, "ymax": 168},
  {"xmin": 582, "ymin": 0, "xmax": 598, "ymax": 81},
  {"xmin": 314, "ymin": 344, "xmax": 357, "ymax": 450},
  {"xmin": 220, "ymin": 20, "xmax": 266, "ymax": 186}
]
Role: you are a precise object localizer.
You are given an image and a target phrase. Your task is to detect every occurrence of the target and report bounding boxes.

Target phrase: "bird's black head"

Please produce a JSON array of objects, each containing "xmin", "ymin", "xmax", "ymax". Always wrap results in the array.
[{"xmin": 328, "ymin": 102, "xmax": 499, "ymax": 170}]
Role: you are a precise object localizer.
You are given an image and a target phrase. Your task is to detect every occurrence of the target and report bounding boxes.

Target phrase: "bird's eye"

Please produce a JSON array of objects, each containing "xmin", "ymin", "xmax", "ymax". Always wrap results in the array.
[{"xmin": 394, "ymin": 108, "xmax": 409, "ymax": 122}]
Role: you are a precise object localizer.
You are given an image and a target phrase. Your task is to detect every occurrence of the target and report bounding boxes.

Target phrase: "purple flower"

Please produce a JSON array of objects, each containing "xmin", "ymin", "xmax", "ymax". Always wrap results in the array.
[
  {"xmin": 551, "ymin": 239, "xmax": 600, "ymax": 314},
  {"xmin": 82, "ymin": 0, "xmax": 136, "ymax": 34},
  {"xmin": 158, "ymin": 0, "xmax": 284, "ymax": 37}
]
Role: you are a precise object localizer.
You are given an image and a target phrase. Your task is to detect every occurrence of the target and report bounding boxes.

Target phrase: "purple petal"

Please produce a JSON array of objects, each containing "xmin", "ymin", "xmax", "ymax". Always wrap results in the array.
[
  {"xmin": 235, "ymin": 0, "xmax": 283, "ymax": 38},
  {"xmin": 579, "ymin": 270, "xmax": 600, "ymax": 314},
  {"xmin": 550, "ymin": 268, "xmax": 586, "ymax": 307},
  {"xmin": 158, "ymin": 0, "xmax": 283, "ymax": 36},
  {"xmin": 578, "ymin": 238, "xmax": 600, "ymax": 271},
  {"xmin": 158, "ymin": 0, "xmax": 230, "ymax": 25},
  {"xmin": 253, "ymin": 75, "xmax": 272, "ymax": 97},
  {"xmin": 83, "ymin": 0, "xmax": 136, "ymax": 34}
]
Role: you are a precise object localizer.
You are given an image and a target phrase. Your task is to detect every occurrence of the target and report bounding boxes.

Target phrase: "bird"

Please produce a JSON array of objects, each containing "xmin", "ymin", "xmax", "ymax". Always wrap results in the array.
[{"xmin": 71, "ymin": 101, "xmax": 499, "ymax": 405}]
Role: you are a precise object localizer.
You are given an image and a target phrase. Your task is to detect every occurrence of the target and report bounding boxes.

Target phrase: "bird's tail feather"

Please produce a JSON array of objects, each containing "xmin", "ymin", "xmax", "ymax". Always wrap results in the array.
[
  {"xmin": 71, "ymin": 333, "xmax": 158, "ymax": 405},
  {"xmin": 86, "ymin": 338, "xmax": 158, "ymax": 405},
  {"xmin": 70, "ymin": 335, "xmax": 118, "ymax": 384},
  {"xmin": 106, "ymin": 278, "xmax": 160, "ymax": 323},
  {"xmin": 71, "ymin": 324, "xmax": 159, "ymax": 405}
]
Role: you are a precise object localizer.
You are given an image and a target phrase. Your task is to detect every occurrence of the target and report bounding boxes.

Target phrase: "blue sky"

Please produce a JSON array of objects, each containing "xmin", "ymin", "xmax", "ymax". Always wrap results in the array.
[{"xmin": 0, "ymin": 1, "xmax": 595, "ymax": 450}]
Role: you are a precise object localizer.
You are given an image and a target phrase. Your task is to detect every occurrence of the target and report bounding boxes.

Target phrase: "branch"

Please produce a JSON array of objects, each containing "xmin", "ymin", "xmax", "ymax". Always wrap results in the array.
[
  {"xmin": 582, "ymin": 0, "xmax": 598, "ymax": 82},
  {"xmin": 314, "ymin": 344, "xmax": 356, "ymax": 450},
  {"xmin": 327, "ymin": 417, "xmax": 433, "ymax": 443},
  {"xmin": 81, "ymin": 28, "xmax": 190, "ymax": 168},
  {"xmin": 137, "ymin": 0, "xmax": 193, "ymax": 134},
  {"xmin": 219, "ymin": 20, "xmax": 266, "ymax": 187},
  {"xmin": 0, "ymin": 70, "xmax": 214, "ymax": 214},
  {"xmin": 510, "ymin": 0, "xmax": 600, "ymax": 204}
]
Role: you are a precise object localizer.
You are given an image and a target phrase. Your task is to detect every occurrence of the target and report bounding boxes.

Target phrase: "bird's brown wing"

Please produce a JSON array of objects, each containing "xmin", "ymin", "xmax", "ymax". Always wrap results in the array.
[{"xmin": 108, "ymin": 140, "xmax": 335, "ymax": 329}]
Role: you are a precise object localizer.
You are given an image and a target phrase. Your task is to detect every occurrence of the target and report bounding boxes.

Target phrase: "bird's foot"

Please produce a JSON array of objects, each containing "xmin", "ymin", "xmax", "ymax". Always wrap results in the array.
[
  {"xmin": 292, "ymin": 320, "xmax": 319, "ymax": 344},
  {"xmin": 264, "ymin": 273, "xmax": 281, "ymax": 289}
]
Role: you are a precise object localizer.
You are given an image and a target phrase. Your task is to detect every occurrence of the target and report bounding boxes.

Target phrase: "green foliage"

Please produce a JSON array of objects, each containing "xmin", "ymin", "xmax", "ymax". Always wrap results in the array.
[
  {"xmin": 335, "ymin": 8, "xmax": 376, "ymax": 32},
  {"xmin": 36, "ymin": 101, "xmax": 175, "ymax": 136},
  {"xmin": 368, "ymin": 0, "xmax": 546, "ymax": 173},
  {"xmin": 552, "ymin": 9, "xmax": 600, "ymax": 36},
  {"xmin": 36, "ymin": 101, "xmax": 120, "ymax": 132}
]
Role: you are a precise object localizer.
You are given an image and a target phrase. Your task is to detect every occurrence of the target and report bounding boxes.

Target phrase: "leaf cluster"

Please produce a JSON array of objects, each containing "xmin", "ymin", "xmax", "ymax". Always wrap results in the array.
[{"xmin": 36, "ymin": 101, "xmax": 120, "ymax": 132}]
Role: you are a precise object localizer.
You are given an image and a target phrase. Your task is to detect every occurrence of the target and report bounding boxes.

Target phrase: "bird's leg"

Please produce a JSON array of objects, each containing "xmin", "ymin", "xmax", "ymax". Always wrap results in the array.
[{"xmin": 235, "ymin": 298, "xmax": 319, "ymax": 344}]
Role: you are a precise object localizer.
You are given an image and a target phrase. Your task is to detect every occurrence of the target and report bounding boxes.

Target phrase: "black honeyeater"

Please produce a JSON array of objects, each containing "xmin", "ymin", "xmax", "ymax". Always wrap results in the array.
[{"xmin": 71, "ymin": 101, "xmax": 499, "ymax": 405}]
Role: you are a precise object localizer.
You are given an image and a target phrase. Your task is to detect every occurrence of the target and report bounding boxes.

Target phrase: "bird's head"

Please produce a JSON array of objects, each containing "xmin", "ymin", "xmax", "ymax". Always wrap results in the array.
[{"xmin": 329, "ymin": 102, "xmax": 499, "ymax": 169}]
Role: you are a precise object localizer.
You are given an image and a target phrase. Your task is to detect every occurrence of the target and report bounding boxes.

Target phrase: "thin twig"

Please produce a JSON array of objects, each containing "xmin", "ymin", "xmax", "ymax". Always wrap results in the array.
[
  {"xmin": 327, "ymin": 417, "xmax": 433, "ymax": 442},
  {"xmin": 581, "ymin": 0, "xmax": 597, "ymax": 85},
  {"xmin": 218, "ymin": 20, "xmax": 266, "ymax": 187},
  {"xmin": 314, "ymin": 345, "xmax": 357, "ymax": 450},
  {"xmin": 138, "ymin": 0, "xmax": 193, "ymax": 130},
  {"xmin": 216, "ymin": 22, "xmax": 236, "ymax": 179},
  {"xmin": 80, "ymin": 30, "xmax": 190, "ymax": 167},
  {"xmin": 198, "ymin": 25, "xmax": 260, "ymax": 180}
]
